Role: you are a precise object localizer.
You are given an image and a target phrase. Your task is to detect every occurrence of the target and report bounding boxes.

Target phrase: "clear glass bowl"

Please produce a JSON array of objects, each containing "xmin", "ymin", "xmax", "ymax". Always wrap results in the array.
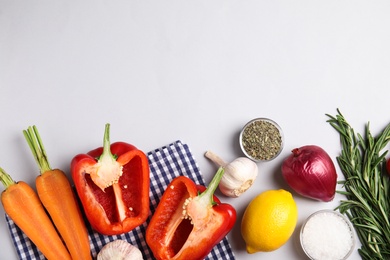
[
  {"xmin": 300, "ymin": 210, "xmax": 356, "ymax": 260},
  {"xmin": 239, "ymin": 118, "xmax": 284, "ymax": 162}
]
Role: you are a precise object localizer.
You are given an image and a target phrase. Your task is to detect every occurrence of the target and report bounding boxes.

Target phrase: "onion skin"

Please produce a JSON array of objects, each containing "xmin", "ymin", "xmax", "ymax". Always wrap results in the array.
[
  {"xmin": 281, "ymin": 145, "xmax": 337, "ymax": 202},
  {"xmin": 387, "ymin": 158, "xmax": 390, "ymax": 175}
]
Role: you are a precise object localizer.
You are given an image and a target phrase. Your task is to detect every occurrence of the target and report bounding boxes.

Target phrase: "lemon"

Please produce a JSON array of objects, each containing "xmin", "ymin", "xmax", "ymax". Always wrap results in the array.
[{"xmin": 241, "ymin": 189, "xmax": 298, "ymax": 253}]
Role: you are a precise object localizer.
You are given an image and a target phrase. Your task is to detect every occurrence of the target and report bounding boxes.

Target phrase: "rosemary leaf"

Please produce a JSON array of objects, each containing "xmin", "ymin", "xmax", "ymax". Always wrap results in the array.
[
  {"xmin": 326, "ymin": 109, "xmax": 390, "ymax": 260},
  {"xmin": 354, "ymin": 222, "xmax": 382, "ymax": 235}
]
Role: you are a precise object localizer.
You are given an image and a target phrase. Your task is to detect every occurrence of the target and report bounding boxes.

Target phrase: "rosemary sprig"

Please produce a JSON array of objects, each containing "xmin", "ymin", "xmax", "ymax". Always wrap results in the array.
[{"xmin": 326, "ymin": 109, "xmax": 390, "ymax": 260}]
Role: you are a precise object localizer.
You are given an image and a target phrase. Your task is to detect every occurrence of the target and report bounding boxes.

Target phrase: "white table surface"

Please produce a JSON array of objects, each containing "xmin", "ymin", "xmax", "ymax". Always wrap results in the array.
[{"xmin": 1, "ymin": 1, "xmax": 390, "ymax": 259}]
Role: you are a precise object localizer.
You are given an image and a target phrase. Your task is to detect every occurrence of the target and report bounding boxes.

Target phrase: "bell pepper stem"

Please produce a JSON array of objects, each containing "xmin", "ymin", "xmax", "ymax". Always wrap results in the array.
[
  {"xmin": 87, "ymin": 123, "xmax": 123, "ymax": 191},
  {"xmin": 199, "ymin": 167, "xmax": 224, "ymax": 205},
  {"xmin": 99, "ymin": 123, "xmax": 117, "ymax": 161},
  {"xmin": 0, "ymin": 167, "xmax": 16, "ymax": 189}
]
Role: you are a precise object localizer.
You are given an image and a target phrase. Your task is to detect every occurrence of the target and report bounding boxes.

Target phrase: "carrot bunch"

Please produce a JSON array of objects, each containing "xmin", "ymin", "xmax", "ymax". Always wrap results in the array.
[
  {"xmin": 23, "ymin": 126, "xmax": 92, "ymax": 260},
  {"xmin": 0, "ymin": 126, "xmax": 92, "ymax": 260},
  {"xmin": 0, "ymin": 167, "xmax": 72, "ymax": 260}
]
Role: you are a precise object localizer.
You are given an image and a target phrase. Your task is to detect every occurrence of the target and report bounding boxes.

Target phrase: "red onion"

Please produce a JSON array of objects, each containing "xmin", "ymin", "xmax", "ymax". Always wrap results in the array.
[
  {"xmin": 281, "ymin": 145, "xmax": 337, "ymax": 202},
  {"xmin": 387, "ymin": 158, "xmax": 390, "ymax": 175}
]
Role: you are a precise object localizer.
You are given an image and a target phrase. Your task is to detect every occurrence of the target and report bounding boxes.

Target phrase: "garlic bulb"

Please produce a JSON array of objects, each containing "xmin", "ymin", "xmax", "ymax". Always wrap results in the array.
[
  {"xmin": 97, "ymin": 240, "xmax": 143, "ymax": 260},
  {"xmin": 204, "ymin": 151, "xmax": 258, "ymax": 197}
]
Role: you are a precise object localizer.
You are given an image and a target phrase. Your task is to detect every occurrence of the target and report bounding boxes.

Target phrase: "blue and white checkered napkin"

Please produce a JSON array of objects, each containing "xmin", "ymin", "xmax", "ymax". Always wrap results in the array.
[{"xmin": 5, "ymin": 140, "xmax": 235, "ymax": 260}]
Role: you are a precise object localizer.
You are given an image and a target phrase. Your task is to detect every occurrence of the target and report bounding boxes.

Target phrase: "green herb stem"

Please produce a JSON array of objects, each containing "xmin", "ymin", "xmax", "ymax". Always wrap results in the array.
[{"xmin": 327, "ymin": 109, "xmax": 390, "ymax": 260}]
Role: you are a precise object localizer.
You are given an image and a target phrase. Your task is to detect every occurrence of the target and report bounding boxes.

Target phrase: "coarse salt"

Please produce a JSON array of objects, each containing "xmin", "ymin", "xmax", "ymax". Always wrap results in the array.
[{"xmin": 301, "ymin": 210, "xmax": 354, "ymax": 260}]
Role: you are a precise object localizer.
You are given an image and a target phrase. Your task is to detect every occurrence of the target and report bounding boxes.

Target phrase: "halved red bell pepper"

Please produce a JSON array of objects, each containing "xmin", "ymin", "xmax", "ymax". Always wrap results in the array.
[
  {"xmin": 146, "ymin": 167, "xmax": 236, "ymax": 260},
  {"xmin": 71, "ymin": 124, "xmax": 150, "ymax": 235}
]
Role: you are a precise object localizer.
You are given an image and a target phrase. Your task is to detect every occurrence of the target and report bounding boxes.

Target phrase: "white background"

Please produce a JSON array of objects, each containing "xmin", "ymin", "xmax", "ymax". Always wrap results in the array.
[{"xmin": 1, "ymin": 1, "xmax": 390, "ymax": 259}]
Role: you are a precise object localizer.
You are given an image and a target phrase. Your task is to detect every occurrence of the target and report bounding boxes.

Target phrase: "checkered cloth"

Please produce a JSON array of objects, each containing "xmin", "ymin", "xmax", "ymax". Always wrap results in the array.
[{"xmin": 5, "ymin": 140, "xmax": 235, "ymax": 260}]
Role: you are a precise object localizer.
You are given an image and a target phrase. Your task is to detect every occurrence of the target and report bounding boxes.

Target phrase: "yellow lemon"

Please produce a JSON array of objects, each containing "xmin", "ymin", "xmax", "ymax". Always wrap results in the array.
[{"xmin": 241, "ymin": 189, "xmax": 298, "ymax": 253}]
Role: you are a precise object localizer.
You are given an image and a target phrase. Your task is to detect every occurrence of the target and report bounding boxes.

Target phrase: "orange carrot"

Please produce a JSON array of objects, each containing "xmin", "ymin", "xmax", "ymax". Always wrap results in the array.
[
  {"xmin": 0, "ymin": 167, "xmax": 72, "ymax": 260},
  {"xmin": 23, "ymin": 126, "xmax": 92, "ymax": 260}
]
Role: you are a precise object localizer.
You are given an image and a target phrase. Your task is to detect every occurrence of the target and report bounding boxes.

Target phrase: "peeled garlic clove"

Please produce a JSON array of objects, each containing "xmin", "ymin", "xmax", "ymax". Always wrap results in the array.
[
  {"xmin": 205, "ymin": 151, "xmax": 258, "ymax": 197},
  {"xmin": 97, "ymin": 240, "xmax": 143, "ymax": 260}
]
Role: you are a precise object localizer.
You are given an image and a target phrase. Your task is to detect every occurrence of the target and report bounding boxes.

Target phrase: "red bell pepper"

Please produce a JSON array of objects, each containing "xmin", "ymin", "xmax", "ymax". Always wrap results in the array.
[
  {"xmin": 146, "ymin": 167, "xmax": 236, "ymax": 260},
  {"xmin": 71, "ymin": 124, "xmax": 150, "ymax": 235}
]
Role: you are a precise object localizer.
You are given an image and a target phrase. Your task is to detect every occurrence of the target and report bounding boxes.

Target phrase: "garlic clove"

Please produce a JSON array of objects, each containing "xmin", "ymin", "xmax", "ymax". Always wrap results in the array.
[
  {"xmin": 205, "ymin": 151, "xmax": 258, "ymax": 198},
  {"xmin": 97, "ymin": 240, "xmax": 143, "ymax": 260},
  {"xmin": 219, "ymin": 157, "xmax": 258, "ymax": 197}
]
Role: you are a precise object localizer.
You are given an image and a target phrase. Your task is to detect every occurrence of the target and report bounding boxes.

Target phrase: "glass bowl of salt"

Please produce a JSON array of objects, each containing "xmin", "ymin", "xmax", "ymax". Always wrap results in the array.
[{"xmin": 300, "ymin": 209, "xmax": 355, "ymax": 260}]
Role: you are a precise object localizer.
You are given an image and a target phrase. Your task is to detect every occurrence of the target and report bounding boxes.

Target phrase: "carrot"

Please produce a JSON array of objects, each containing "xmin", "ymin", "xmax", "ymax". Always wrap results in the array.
[
  {"xmin": 23, "ymin": 126, "xmax": 92, "ymax": 260},
  {"xmin": 0, "ymin": 167, "xmax": 72, "ymax": 260}
]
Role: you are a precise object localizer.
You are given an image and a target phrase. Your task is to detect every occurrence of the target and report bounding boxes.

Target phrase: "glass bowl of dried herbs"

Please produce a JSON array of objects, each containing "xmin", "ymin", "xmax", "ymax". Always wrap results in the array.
[{"xmin": 239, "ymin": 118, "xmax": 284, "ymax": 162}]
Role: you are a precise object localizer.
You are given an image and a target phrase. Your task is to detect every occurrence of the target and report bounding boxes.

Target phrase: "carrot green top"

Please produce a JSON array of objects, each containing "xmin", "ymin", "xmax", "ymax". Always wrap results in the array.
[
  {"xmin": 0, "ymin": 167, "xmax": 16, "ymax": 189},
  {"xmin": 23, "ymin": 126, "xmax": 52, "ymax": 174}
]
